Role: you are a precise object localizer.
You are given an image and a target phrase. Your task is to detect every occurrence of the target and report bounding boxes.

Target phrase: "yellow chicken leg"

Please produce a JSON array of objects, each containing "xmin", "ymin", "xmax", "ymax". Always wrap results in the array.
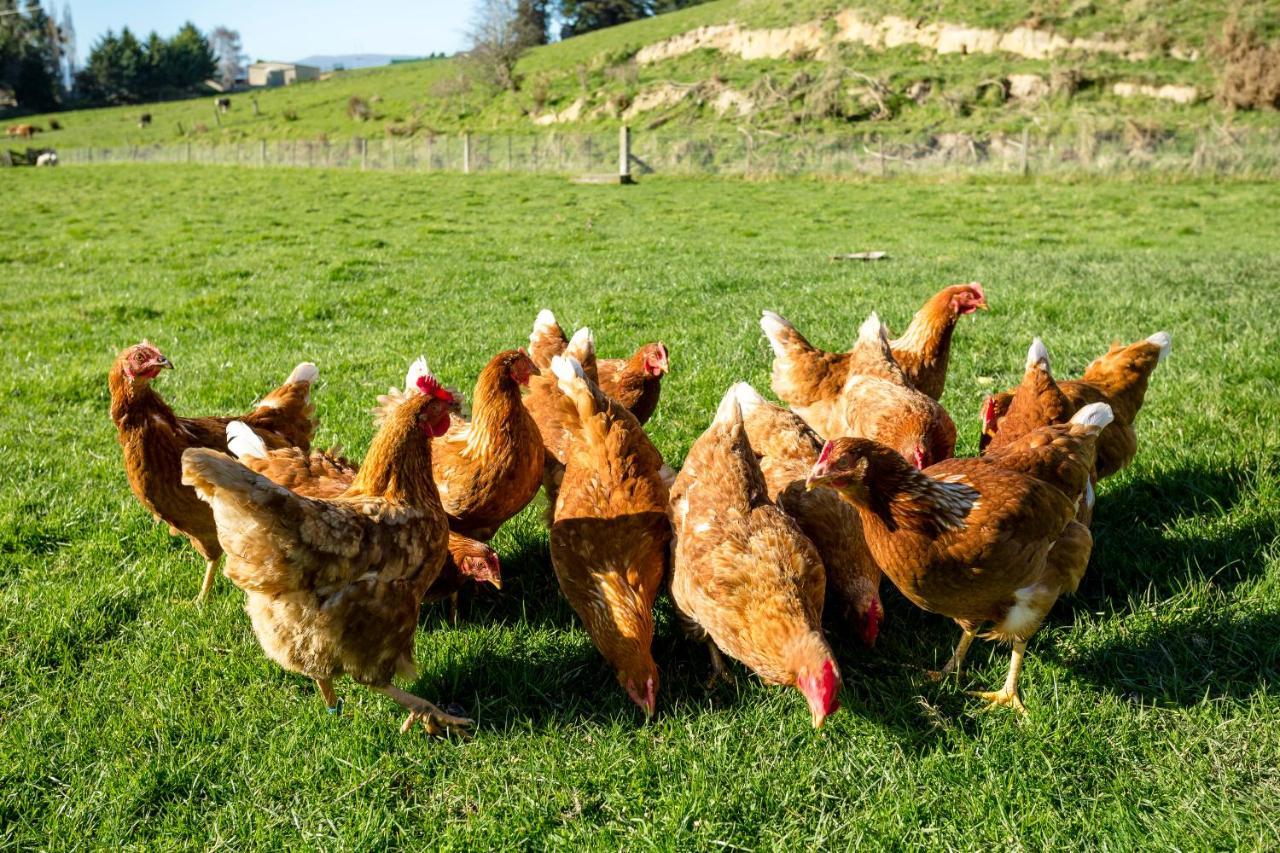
[
  {"xmin": 374, "ymin": 684, "xmax": 473, "ymax": 737},
  {"xmin": 196, "ymin": 558, "xmax": 219, "ymax": 603},
  {"xmin": 927, "ymin": 627, "xmax": 978, "ymax": 681},
  {"xmin": 968, "ymin": 639, "xmax": 1028, "ymax": 715}
]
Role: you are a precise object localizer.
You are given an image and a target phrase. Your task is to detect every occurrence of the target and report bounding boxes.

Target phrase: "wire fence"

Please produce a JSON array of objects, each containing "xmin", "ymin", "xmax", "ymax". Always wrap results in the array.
[{"xmin": 45, "ymin": 126, "xmax": 1280, "ymax": 178}]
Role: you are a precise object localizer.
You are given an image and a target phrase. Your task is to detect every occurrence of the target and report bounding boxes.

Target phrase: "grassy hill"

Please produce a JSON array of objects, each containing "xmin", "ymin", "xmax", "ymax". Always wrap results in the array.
[{"xmin": 11, "ymin": 0, "xmax": 1280, "ymax": 151}]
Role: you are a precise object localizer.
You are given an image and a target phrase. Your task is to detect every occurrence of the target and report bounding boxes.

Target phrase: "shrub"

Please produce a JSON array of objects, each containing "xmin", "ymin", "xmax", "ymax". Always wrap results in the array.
[
  {"xmin": 1212, "ymin": 16, "xmax": 1280, "ymax": 110},
  {"xmin": 348, "ymin": 96, "xmax": 372, "ymax": 121}
]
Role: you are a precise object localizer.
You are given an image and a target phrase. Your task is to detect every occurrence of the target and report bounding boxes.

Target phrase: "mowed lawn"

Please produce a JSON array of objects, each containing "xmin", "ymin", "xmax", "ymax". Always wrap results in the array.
[{"xmin": 2, "ymin": 165, "xmax": 1278, "ymax": 848}]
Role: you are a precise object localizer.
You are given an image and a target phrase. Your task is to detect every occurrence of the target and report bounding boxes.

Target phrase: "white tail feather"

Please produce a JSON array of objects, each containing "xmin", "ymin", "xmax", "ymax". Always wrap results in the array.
[
  {"xmin": 1026, "ymin": 337, "xmax": 1050, "ymax": 372},
  {"xmin": 759, "ymin": 311, "xmax": 793, "ymax": 356},
  {"xmin": 286, "ymin": 362, "xmax": 318, "ymax": 385},
  {"xmin": 226, "ymin": 420, "xmax": 266, "ymax": 460},
  {"xmin": 404, "ymin": 356, "xmax": 430, "ymax": 392},
  {"xmin": 728, "ymin": 381, "xmax": 766, "ymax": 416},
  {"xmin": 566, "ymin": 326, "xmax": 594, "ymax": 358},
  {"xmin": 1071, "ymin": 402, "xmax": 1114, "ymax": 430},
  {"xmin": 1146, "ymin": 331, "xmax": 1172, "ymax": 362},
  {"xmin": 1085, "ymin": 478, "xmax": 1096, "ymax": 510},
  {"xmin": 714, "ymin": 385, "xmax": 743, "ymax": 427},
  {"xmin": 533, "ymin": 309, "xmax": 557, "ymax": 332},
  {"xmin": 550, "ymin": 355, "xmax": 584, "ymax": 396},
  {"xmin": 857, "ymin": 311, "xmax": 884, "ymax": 344}
]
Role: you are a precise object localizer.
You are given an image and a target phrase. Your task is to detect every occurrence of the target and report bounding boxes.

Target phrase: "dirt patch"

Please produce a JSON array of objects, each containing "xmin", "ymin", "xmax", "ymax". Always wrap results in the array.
[
  {"xmin": 1112, "ymin": 82, "xmax": 1199, "ymax": 104},
  {"xmin": 635, "ymin": 9, "xmax": 1193, "ymax": 67},
  {"xmin": 532, "ymin": 98, "xmax": 587, "ymax": 125}
]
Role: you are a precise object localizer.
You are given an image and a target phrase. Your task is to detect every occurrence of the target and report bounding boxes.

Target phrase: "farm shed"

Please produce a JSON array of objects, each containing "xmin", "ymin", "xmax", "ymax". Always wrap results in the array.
[{"xmin": 247, "ymin": 61, "xmax": 320, "ymax": 87}]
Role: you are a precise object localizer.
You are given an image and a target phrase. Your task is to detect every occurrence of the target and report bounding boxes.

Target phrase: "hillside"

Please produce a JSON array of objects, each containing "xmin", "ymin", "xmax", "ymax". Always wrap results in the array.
[{"xmin": 11, "ymin": 0, "xmax": 1280, "ymax": 151}]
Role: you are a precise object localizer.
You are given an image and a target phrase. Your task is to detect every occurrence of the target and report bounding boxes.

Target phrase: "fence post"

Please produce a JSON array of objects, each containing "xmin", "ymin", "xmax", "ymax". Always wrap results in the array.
[
  {"xmin": 507, "ymin": 135, "xmax": 513, "ymax": 171},
  {"xmin": 878, "ymin": 135, "xmax": 886, "ymax": 177},
  {"xmin": 463, "ymin": 132, "xmax": 472, "ymax": 174},
  {"xmin": 389, "ymin": 138, "xmax": 396, "ymax": 170},
  {"xmin": 213, "ymin": 106, "xmax": 221, "ymax": 127},
  {"xmin": 252, "ymin": 96, "xmax": 260, "ymax": 116},
  {"xmin": 426, "ymin": 136, "xmax": 434, "ymax": 171},
  {"xmin": 1020, "ymin": 127, "xmax": 1030, "ymax": 177},
  {"xmin": 260, "ymin": 139, "xmax": 267, "ymax": 167},
  {"xmin": 619, "ymin": 125, "xmax": 632, "ymax": 181}
]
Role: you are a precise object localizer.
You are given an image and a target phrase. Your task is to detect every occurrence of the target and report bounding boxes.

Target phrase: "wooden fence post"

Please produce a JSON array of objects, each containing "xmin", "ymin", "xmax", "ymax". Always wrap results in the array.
[
  {"xmin": 252, "ymin": 96, "xmax": 260, "ymax": 116},
  {"xmin": 1020, "ymin": 127, "xmax": 1030, "ymax": 177},
  {"xmin": 507, "ymin": 135, "xmax": 513, "ymax": 171},
  {"xmin": 619, "ymin": 125, "xmax": 631, "ymax": 180},
  {"xmin": 213, "ymin": 106, "xmax": 221, "ymax": 127},
  {"xmin": 361, "ymin": 137, "xmax": 368, "ymax": 170},
  {"xmin": 389, "ymin": 138, "xmax": 396, "ymax": 170},
  {"xmin": 426, "ymin": 136, "xmax": 435, "ymax": 171},
  {"xmin": 878, "ymin": 135, "xmax": 886, "ymax": 177},
  {"xmin": 463, "ymin": 132, "xmax": 472, "ymax": 174},
  {"xmin": 260, "ymin": 139, "xmax": 267, "ymax": 166}
]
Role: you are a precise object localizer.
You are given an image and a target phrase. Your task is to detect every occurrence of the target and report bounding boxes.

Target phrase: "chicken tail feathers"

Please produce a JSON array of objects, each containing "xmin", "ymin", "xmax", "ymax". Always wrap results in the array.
[
  {"xmin": 529, "ymin": 309, "xmax": 567, "ymax": 368},
  {"xmin": 727, "ymin": 381, "xmax": 766, "ymax": 417},
  {"xmin": 1146, "ymin": 331, "xmax": 1172, "ymax": 363},
  {"xmin": 1071, "ymin": 402, "xmax": 1114, "ymax": 432},
  {"xmin": 1026, "ymin": 337, "xmax": 1050, "ymax": 372},
  {"xmin": 760, "ymin": 310, "xmax": 813, "ymax": 358},
  {"xmin": 226, "ymin": 420, "xmax": 267, "ymax": 460}
]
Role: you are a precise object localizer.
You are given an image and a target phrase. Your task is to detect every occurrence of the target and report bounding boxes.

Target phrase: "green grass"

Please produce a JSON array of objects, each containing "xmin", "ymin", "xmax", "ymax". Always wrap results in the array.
[
  {"xmin": 12, "ymin": 0, "xmax": 1280, "ymax": 150},
  {"xmin": 2, "ymin": 165, "xmax": 1279, "ymax": 847}
]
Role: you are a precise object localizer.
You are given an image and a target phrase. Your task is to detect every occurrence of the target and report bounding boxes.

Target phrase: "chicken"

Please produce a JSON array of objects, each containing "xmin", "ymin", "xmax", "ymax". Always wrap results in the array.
[
  {"xmin": 983, "ymin": 332, "xmax": 1171, "ymax": 479},
  {"xmin": 431, "ymin": 348, "xmax": 545, "ymax": 540},
  {"xmin": 729, "ymin": 382, "xmax": 883, "ymax": 647},
  {"xmin": 109, "ymin": 341, "xmax": 319, "ymax": 600},
  {"xmin": 546, "ymin": 356, "xmax": 670, "ymax": 717},
  {"xmin": 982, "ymin": 339, "xmax": 1093, "ymax": 525},
  {"xmin": 760, "ymin": 310, "xmax": 956, "ymax": 468},
  {"xmin": 522, "ymin": 326, "xmax": 599, "ymax": 513},
  {"xmin": 983, "ymin": 338, "xmax": 1074, "ymax": 455},
  {"xmin": 181, "ymin": 362, "xmax": 472, "ymax": 736},
  {"xmin": 528, "ymin": 309, "xmax": 669, "ymax": 425},
  {"xmin": 885, "ymin": 282, "xmax": 987, "ymax": 400},
  {"xmin": 806, "ymin": 402, "xmax": 1114, "ymax": 713},
  {"xmin": 224, "ymin": 410, "xmax": 501, "ymax": 621},
  {"xmin": 668, "ymin": 387, "xmax": 841, "ymax": 728}
]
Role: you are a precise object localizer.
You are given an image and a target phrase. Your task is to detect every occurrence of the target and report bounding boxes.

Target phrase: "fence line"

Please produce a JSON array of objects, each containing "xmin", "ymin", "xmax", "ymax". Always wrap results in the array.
[{"xmin": 50, "ymin": 126, "xmax": 1280, "ymax": 178}]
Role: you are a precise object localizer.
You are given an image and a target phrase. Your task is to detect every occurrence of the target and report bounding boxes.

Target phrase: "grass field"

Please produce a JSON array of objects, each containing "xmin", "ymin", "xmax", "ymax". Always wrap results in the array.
[{"xmin": 2, "ymin": 165, "xmax": 1279, "ymax": 847}]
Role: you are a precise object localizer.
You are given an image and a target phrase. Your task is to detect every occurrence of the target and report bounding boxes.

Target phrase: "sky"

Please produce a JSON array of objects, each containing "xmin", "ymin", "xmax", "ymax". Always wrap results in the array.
[{"xmin": 72, "ymin": 0, "xmax": 477, "ymax": 64}]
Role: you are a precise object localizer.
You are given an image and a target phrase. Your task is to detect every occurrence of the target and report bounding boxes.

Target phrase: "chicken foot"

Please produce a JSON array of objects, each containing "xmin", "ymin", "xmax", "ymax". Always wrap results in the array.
[
  {"xmin": 967, "ymin": 639, "xmax": 1028, "ymax": 715},
  {"xmin": 374, "ymin": 684, "xmax": 474, "ymax": 737},
  {"xmin": 926, "ymin": 627, "xmax": 978, "ymax": 681}
]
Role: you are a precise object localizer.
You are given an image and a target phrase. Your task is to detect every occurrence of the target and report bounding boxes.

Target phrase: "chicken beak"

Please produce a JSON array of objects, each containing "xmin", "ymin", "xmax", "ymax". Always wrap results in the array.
[
  {"xmin": 156, "ymin": 355, "xmax": 174, "ymax": 370},
  {"xmin": 487, "ymin": 575, "xmax": 502, "ymax": 591}
]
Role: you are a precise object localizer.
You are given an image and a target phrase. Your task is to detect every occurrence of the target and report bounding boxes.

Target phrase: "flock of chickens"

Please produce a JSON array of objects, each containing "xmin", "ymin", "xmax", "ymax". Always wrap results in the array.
[{"xmin": 109, "ymin": 283, "xmax": 1171, "ymax": 735}]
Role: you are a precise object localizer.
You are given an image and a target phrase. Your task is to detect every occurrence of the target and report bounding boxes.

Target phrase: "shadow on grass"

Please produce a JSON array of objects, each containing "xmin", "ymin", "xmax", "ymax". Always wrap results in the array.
[
  {"xmin": 1081, "ymin": 459, "xmax": 1275, "ymax": 606},
  {"xmin": 1058, "ymin": 609, "xmax": 1280, "ymax": 705}
]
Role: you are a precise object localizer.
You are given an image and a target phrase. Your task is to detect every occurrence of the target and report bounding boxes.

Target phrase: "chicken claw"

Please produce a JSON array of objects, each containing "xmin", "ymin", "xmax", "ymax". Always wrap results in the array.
[
  {"xmin": 377, "ymin": 684, "xmax": 473, "ymax": 738},
  {"xmin": 703, "ymin": 642, "xmax": 736, "ymax": 690},
  {"xmin": 196, "ymin": 558, "xmax": 220, "ymax": 603},
  {"xmin": 926, "ymin": 627, "xmax": 979, "ymax": 681},
  {"xmin": 966, "ymin": 639, "xmax": 1028, "ymax": 715},
  {"xmin": 967, "ymin": 688, "xmax": 1028, "ymax": 715}
]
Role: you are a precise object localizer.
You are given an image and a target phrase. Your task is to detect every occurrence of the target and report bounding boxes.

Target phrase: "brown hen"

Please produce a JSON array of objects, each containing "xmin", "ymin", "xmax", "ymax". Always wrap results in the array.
[
  {"xmin": 668, "ymin": 387, "xmax": 841, "ymax": 728},
  {"xmin": 984, "ymin": 332, "xmax": 1171, "ymax": 479},
  {"xmin": 729, "ymin": 382, "xmax": 883, "ymax": 647},
  {"xmin": 761, "ymin": 310, "xmax": 956, "ymax": 468},
  {"xmin": 546, "ymin": 355, "xmax": 670, "ymax": 717},
  {"xmin": 181, "ymin": 365, "xmax": 470, "ymax": 736},
  {"xmin": 807, "ymin": 402, "xmax": 1113, "ymax": 713},
  {"xmin": 110, "ymin": 341, "xmax": 319, "ymax": 600}
]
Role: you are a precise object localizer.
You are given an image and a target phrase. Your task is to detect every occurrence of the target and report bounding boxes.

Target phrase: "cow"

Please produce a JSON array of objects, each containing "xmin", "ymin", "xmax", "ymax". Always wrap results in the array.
[
  {"xmin": 138, "ymin": 113, "xmax": 152, "ymax": 128},
  {"xmin": 36, "ymin": 151, "xmax": 57, "ymax": 166},
  {"xmin": 5, "ymin": 124, "xmax": 40, "ymax": 139},
  {"xmin": 215, "ymin": 97, "xmax": 231, "ymax": 113}
]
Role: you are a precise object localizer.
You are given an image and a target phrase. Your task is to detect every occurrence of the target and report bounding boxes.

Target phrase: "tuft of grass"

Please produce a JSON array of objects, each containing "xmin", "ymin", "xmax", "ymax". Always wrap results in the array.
[{"xmin": 0, "ymin": 165, "xmax": 1278, "ymax": 847}]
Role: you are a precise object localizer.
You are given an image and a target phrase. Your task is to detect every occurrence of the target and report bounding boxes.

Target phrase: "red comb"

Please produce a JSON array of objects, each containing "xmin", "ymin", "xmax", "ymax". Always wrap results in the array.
[
  {"xmin": 981, "ymin": 397, "xmax": 997, "ymax": 431},
  {"xmin": 416, "ymin": 373, "xmax": 454, "ymax": 402}
]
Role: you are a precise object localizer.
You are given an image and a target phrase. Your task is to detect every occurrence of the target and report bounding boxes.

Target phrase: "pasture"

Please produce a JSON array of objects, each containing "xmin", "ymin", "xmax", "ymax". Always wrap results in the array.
[{"xmin": 2, "ymin": 165, "xmax": 1278, "ymax": 847}]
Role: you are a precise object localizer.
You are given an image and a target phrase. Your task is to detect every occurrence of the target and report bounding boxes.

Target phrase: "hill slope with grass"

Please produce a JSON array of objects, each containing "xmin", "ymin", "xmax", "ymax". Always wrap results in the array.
[{"xmin": 12, "ymin": 0, "xmax": 1280, "ymax": 151}]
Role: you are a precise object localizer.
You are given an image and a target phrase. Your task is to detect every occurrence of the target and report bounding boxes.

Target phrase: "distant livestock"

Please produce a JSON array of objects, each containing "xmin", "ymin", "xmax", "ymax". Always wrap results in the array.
[
  {"xmin": 215, "ymin": 97, "xmax": 231, "ymax": 113},
  {"xmin": 138, "ymin": 113, "xmax": 152, "ymax": 128},
  {"xmin": 36, "ymin": 151, "xmax": 58, "ymax": 167},
  {"xmin": 5, "ymin": 124, "xmax": 40, "ymax": 139}
]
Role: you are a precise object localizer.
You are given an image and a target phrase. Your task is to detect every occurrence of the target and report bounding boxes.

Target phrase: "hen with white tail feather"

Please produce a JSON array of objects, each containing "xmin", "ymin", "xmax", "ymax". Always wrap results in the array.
[
  {"xmin": 546, "ymin": 355, "xmax": 671, "ymax": 718},
  {"xmin": 668, "ymin": 384, "xmax": 840, "ymax": 728}
]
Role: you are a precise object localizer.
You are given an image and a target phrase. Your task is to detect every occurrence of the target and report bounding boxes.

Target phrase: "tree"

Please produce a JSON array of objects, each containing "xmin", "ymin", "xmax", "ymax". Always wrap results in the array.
[
  {"xmin": 165, "ymin": 21, "xmax": 216, "ymax": 89},
  {"xmin": 514, "ymin": 0, "xmax": 549, "ymax": 49},
  {"xmin": 467, "ymin": 0, "xmax": 525, "ymax": 92},
  {"xmin": 208, "ymin": 26, "xmax": 244, "ymax": 89},
  {"xmin": 0, "ymin": 0, "xmax": 64, "ymax": 111},
  {"xmin": 74, "ymin": 26, "xmax": 143, "ymax": 103},
  {"xmin": 558, "ymin": 0, "xmax": 648, "ymax": 38}
]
